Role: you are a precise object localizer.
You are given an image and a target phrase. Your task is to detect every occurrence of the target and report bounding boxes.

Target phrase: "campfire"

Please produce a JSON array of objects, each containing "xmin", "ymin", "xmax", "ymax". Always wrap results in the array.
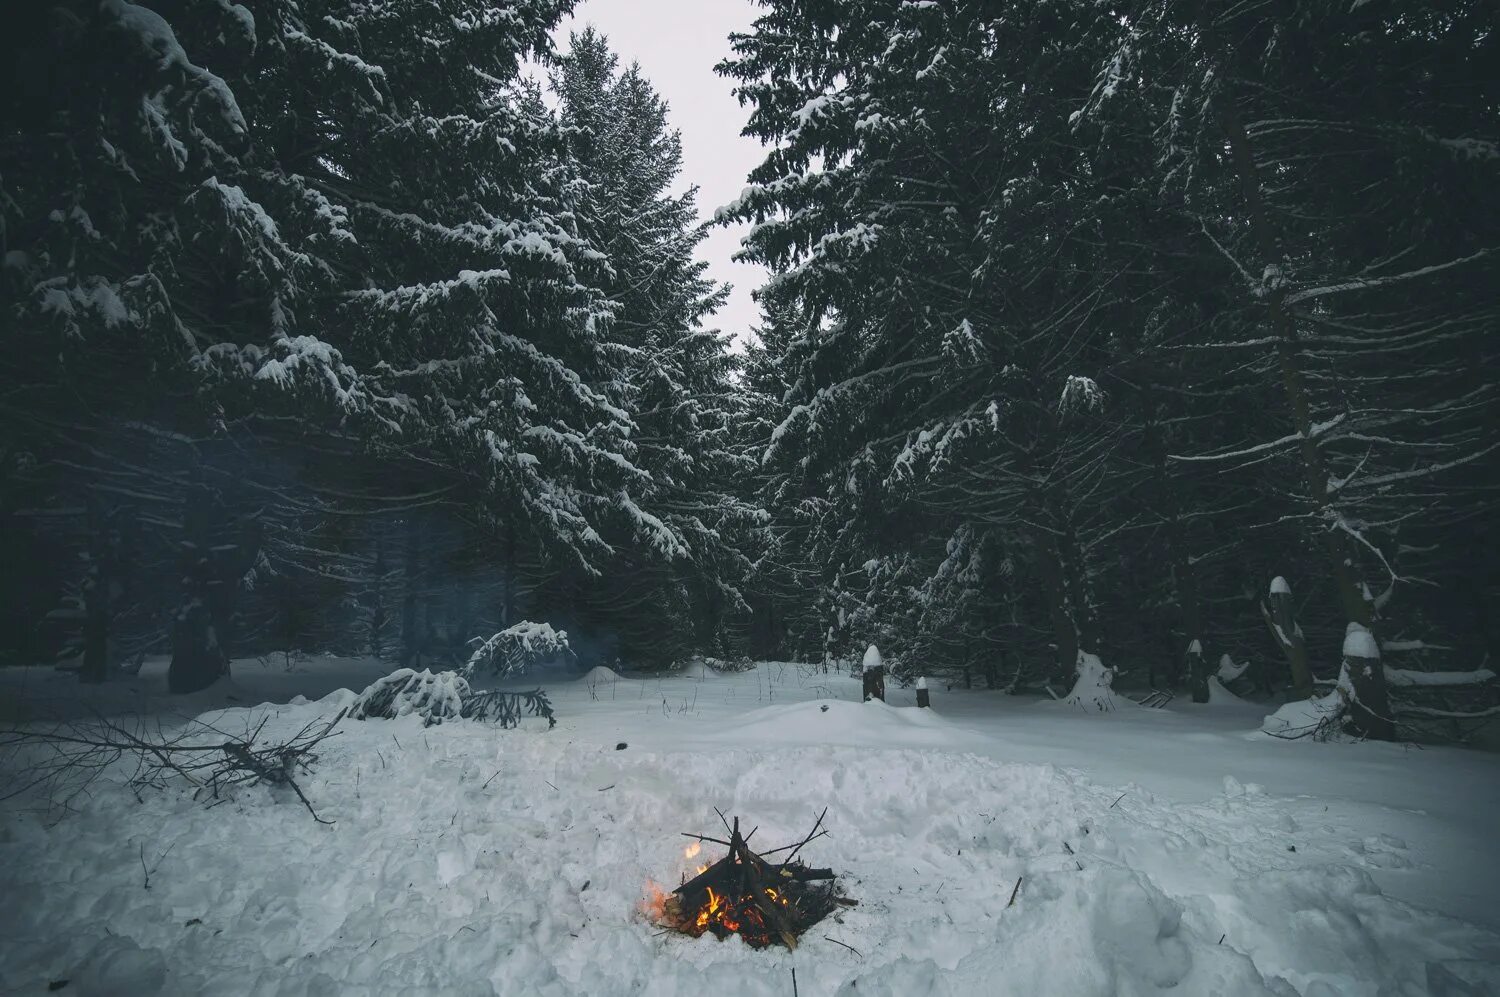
[{"xmin": 655, "ymin": 809, "xmax": 856, "ymax": 950}]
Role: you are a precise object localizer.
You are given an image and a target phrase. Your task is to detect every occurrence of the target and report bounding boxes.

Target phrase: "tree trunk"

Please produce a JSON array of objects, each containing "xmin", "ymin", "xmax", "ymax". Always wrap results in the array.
[
  {"xmin": 369, "ymin": 534, "xmax": 388, "ymax": 657},
  {"xmin": 1186, "ymin": 640, "xmax": 1210, "ymax": 704},
  {"xmin": 80, "ymin": 490, "xmax": 110, "ymax": 684},
  {"xmin": 1178, "ymin": 521, "xmax": 1208, "ymax": 702},
  {"xmin": 1261, "ymin": 579, "xmax": 1313, "ymax": 700},
  {"xmin": 1031, "ymin": 527, "xmax": 1079, "ymax": 684},
  {"xmin": 501, "ymin": 521, "xmax": 517, "ymax": 628},
  {"xmin": 1218, "ymin": 93, "xmax": 1393, "ymax": 735},
  {"xmin": 1341, "ymin": 626, "xmax": 1395, "ymax": 740},
  {"xmin": 401, "ymin": 513, "xmax": 422, "ymax": 667},
  {"xmin": 168, "ymin": 485, "xmax": 229, "ymax": 694}
]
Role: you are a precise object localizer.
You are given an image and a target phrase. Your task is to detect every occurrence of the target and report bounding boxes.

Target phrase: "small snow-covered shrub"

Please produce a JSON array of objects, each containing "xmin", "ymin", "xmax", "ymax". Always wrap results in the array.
[
  {"xmin": 346, "ymin": 668, "xmax": 468, "ymax": 726},
  {"xmin": 1063, "ymin": 651, "xmax": 1116, "ymax": 711},
  {"xmin": 346, "ymin": 668, "xmax": 558, "ymax": 729},
  {"xmin": 464, "ymin": 621, "xmax": 572, "ymax": 679}
]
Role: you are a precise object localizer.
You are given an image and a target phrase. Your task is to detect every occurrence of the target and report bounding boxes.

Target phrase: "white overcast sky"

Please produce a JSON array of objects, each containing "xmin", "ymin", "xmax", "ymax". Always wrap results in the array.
[{"xmin": 545, "ymin": 0, "xmax": 768, "ymax": 349}]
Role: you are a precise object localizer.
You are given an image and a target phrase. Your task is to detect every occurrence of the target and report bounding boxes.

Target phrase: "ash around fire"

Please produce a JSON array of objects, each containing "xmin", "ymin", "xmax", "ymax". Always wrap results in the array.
[{"xmin": 653, "ymin": 810, "xmax": 856, "ymax": 950}]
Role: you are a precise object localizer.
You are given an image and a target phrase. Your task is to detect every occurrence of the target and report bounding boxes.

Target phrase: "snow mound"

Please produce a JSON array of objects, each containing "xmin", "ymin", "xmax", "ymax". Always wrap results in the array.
[
  {"xmin": 318, "ymin": 687, "xmax": 358, "ymax": 709},
  {"xmin": 861, "ymin": 644, "xmax": 884, "ymax": 672},
  {"xmin": 1206, "ymin": 676, "xmax": 1253, "ymax": 707},
  {"xmin": 720, "ymin": 698, "xmax": 953, "ymax": 748},
  {"xmin": 579, "ymin": 665, "xmax": 622, "ymax": 684},
  {"xmin": 676, "ymin": 659, "xmax": 716, "ymax": 678},
  {"xmin": 70, "ymin": 934, "xmax": 167, "ymax": 995}
]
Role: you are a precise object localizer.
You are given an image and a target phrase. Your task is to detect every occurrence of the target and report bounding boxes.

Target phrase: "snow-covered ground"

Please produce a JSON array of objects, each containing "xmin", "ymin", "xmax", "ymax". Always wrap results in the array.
[{"xmin": 2, "ymin": 659, "xmax": 1498, "ymax": 996}]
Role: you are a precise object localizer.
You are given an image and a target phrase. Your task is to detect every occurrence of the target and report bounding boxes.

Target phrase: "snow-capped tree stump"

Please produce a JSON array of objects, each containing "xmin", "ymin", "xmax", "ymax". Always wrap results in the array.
[
  {"xmin": 916, "ymin": 676, "xmax": 930, "ymax": 708},
  {"xmin": 1340, "ymin": 624, "xmax": 1394, "ymax": 741},
  {"xmin": 1261, "ymin": 576, "xmax": 1313, "ymax": 700},
  {"xmin": 1187, "ymin": 639, "xmax": 1210, "ymax": 704},
  {"xmin": 861, "ymin": 644, "xmax": 885, "ymax": 702}
]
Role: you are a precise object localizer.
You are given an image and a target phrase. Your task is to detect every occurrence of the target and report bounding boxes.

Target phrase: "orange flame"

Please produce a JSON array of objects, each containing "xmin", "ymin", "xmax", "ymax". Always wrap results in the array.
[
  {"xmin": 693, "ymin": 886, "xmax": 743, "ymax": 933},
  {"xmin": 639, "ymin": 881, "xmax": 668, "ymax": 921}
]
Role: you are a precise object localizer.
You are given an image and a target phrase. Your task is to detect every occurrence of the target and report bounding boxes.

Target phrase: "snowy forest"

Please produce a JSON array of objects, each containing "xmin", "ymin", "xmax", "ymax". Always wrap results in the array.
[
  {"xmin": 4, "ymin": 0, "xmax": 1495, "ymax": 738},
  {"xmin": 4, "ymin": 2, "xmax": 1500, "ymax": 994}
]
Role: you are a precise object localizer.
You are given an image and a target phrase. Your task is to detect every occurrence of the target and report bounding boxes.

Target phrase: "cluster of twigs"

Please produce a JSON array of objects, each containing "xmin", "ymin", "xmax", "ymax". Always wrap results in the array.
[{"xmin": 0, "ymin": 709, "xmax": 341, "ymax": 822}]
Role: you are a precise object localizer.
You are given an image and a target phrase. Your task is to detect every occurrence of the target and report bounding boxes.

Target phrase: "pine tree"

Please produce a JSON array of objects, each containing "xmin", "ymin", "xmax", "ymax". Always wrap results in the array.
[
  {"xmin": 550, "ymin": 29, "xmax": 758, "ymax": 664},
  {"xmin": 1076, "ymin": 0, "xmax": 1500, "ymax": 735},
  {"xmin": 719, "ymin": 1, "xmax": 1151, "ymax": 689}
]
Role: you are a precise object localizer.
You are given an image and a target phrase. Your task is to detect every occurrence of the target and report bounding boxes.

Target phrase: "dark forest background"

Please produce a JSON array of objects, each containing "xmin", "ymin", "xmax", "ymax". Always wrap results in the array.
[{"xmin": 2, "ymin": 1, "xmax": 1496, "ymax": 741}]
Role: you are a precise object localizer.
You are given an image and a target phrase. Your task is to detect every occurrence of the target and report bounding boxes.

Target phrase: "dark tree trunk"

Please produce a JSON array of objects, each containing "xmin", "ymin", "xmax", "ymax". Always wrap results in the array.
[
  {"xmin": 80, "ymin": 491, "xmax": 110, "ymax": 684},
  {"xmin": 169, "ymin": 598, "xmax": 225, "ymax": 694},
  {"xmin": 501, "ymin": 521, "xmax": 517, "ymax": 628},
  {"xmin": 401, "ymin": 513, "xmax": 422, "ymax": 667},
  {"xmin": 1186, "ymin": 640, "xmax": 1210, "ymax": 704},
  {"xmin": 1261, "ymin": 580, "xmax": 1314, "ymax": 700},
  {"xmin": 455, "ymin": 583, "xmax": 476, "ymax": 662},
  {"xmin": 168, "ymin": 485, "xmax": 229, "ymax": 694},
  {"xmin": 369, "ymin": 534, "xmax": 388, "ymax": 657},
  {"xmin": 1342, "ymin": 630, "xmax": 1395, "ymax": 741},
  {"xmin": 167, "ymin": 483, "xmax": 256, "ymax": 694},
  {"xmin": 1032, "ymin": 527, "xmax": 1079, "ymax": 684},
  {"xmin": 1216, "ymin": 90, "xmax": 1392, "ymax": 734}
]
